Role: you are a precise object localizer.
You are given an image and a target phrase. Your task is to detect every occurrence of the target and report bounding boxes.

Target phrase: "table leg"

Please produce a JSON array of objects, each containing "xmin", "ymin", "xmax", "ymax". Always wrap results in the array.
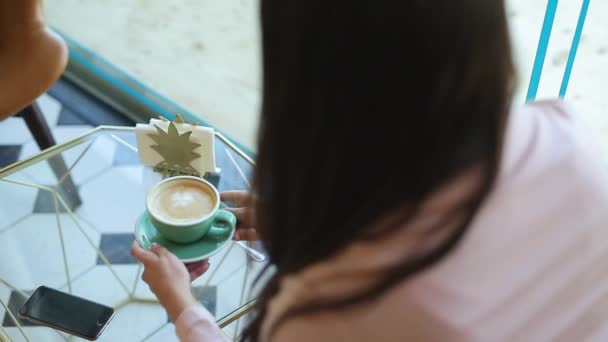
[{"xmin": 18, "ymin": 102, "xmax": 82, "ymax": 210}]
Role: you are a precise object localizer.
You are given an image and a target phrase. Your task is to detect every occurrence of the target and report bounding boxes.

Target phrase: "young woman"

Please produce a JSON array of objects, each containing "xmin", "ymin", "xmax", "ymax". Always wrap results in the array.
[{"xmin": 132, "ymin": 0, "xmax": 608, "ymax": 340}]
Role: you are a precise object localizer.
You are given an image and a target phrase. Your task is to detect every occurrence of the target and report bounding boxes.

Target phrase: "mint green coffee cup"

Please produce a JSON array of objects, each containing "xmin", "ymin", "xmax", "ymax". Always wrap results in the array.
[{"xmin": 146, "ymin": 176, "xmax": 236, "ymax": 244}]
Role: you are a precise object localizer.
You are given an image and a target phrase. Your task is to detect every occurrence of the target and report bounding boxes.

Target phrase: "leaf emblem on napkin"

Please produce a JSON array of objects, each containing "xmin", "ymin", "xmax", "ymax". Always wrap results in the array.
[{"xmin": 148, "ymin": 120, "xmax": 202, "ymax": 177}]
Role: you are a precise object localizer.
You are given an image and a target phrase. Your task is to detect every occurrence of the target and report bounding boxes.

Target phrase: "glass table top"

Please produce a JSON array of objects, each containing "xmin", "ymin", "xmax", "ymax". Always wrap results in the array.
[{"xmin": 0, "ymin": 126, "xmax": 262, "ymax": 342}]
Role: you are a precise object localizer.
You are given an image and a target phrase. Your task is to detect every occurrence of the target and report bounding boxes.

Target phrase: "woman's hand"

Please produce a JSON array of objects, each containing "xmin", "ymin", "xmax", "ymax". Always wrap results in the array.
[
  {"xmin": 220, "ymin": 191, "xmax": 259, "ymax": 241},
  {"xmin": 185, "ymin": 260, "xmax": 210, "ymax": 281},
  {"xmin": 131, "ymin": 242, "xmax": 199, "ymax": 321}
]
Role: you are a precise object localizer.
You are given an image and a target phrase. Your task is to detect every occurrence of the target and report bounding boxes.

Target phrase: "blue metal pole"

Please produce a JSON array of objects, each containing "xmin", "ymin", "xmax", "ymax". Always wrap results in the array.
[
  {"xmin": 559, "ymin": 0, "xmax": 591, "ymax": 98},
  {"xmin": 526, "ymin": 0, "xmax": 559, "ymax": 102}
]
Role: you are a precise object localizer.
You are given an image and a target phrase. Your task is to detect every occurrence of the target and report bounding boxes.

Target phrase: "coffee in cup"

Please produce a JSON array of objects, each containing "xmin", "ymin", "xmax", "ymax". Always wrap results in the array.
[
  {"xmin": 149, "ymin": 178, "xmax": 215, "ymax": 223},
  {"xmin": 146, "ymin": 176, "xmax": 236, "ymax": 243}
]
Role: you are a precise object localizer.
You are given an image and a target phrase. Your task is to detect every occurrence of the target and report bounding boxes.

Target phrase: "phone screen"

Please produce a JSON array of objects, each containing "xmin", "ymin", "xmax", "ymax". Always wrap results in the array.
[{"xmin": 19, "ymin": 286, "xmax": 114, "ymax": 340}]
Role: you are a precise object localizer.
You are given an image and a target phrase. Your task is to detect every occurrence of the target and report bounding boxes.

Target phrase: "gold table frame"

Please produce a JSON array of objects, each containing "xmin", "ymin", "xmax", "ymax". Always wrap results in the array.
[{"xmin": 0, "ymin": 126, "xmax": 257, "ymax": 342}]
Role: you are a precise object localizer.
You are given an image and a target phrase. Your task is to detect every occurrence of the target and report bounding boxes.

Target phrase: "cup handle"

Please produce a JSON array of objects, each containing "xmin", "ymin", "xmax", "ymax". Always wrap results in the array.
[
  {"xmin": 140, "ymin": 234, "xmax": 152, "ymax": 250},
  {"xmin": 207, "ymin": 209, "xmax": 237, "ymax": 238}
]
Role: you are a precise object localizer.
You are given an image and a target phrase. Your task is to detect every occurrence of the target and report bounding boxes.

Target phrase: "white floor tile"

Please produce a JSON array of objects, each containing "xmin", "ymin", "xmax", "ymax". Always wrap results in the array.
[
  {"xmin": 144, "ymin": 323, "xmax": 180, "ymax": 342},
  {"xmin": 0, "ymin": 173, "xmax": 37, "ymax": 232},
  {"xmin": 20, "ymin": 134, "xmax": 116, "ymax": 186},
  {"xmin": 243, "ymin": 260, "xmax": 270, "ymax": 299},
  {"xmin": 96, "ymin": 302, "xmax": 167, "ymax": 342},
  {"xmin": 77, "ymin": 166, "xmax": 147, "ymax": 233},
  {"xmin": 0, "ymin": 283, "xmax": 10, "ymax": 305},
  {"xmin": 16, "ymin": 140, "xmax": 40, "ymax": 162},
  {"xmin": 222, "ymin": 324, "xmax": 237, "ymax": 341},
  {"xmin": 3, "ymin": 327, "xmax": 66, "ymax": 342},
  {"xmin": 215, "ymin": 264, "xmax": 248, "ymax": 321},
  {"xmin": 131, "ymin": 265, "xmax": 158, "ymax": 300},
  {"xmin": 214, "ymin": 258, "xmax": 264, "ymax": 338},
  {"xmin": 0, "ymin": 117, "xmax": 32, "ymax": 145},
  {"xmin": 0, "ymin": 214, "xmax": 100, "ymax": 290},
  {"xmin": 0, "ymin": 233, "xmax": 34, "ymax": 291},
  {"xmin": 65, "ymin": 265, "xmax": 139, "ymax": 308},
  {"xmin": 191, "ymin": 242, "xmax": 248, "ymax": 288},
  {"xmin": 52, "ymin": 126, "xmax": 95, "ymax": 144},
  {"xmin": 36, "ymin": 93, "xmax": 62, "ymax": 127},
  {"xmin": 16, "ymin": 125, "xmax": 95, "ymax": 167}
]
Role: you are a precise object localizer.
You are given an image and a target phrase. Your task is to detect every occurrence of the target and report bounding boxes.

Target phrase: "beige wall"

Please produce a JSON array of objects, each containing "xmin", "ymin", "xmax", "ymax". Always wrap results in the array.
[{"xmin": 46, "ymin": 0, "xmax": 261, "ymax": 149}]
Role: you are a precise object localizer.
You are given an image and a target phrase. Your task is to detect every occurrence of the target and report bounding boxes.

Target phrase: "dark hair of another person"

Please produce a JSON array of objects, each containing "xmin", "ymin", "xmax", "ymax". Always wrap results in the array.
[{"xmin": 243, "ymin": 0, "xmax": 514, "ymax": 340}]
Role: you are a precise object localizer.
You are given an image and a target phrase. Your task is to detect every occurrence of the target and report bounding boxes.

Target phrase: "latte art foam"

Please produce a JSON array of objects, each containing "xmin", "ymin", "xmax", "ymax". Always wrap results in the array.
[{"xmin": 151, "ymin": 180, "xmax": 215, "ymax": 223}]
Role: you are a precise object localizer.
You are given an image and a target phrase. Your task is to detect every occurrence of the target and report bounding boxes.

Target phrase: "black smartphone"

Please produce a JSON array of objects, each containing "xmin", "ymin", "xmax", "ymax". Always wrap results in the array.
[{"xmin": 18, "ymin": 286, "xmax": 115, "ymax": 341}]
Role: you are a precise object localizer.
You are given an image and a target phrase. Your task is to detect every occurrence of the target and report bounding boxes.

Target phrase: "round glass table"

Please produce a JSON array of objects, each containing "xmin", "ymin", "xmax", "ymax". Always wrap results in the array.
[{"xmin": 0, "ymin": 126, "xmax": 263, "ymax": 341}]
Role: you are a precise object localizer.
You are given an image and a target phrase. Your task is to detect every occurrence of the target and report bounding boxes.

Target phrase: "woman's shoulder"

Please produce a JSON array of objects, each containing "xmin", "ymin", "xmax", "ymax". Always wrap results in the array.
[
  {"xmin": 408, "ymin": 100, "xmax": 608, "ymax": 338},
  {"xmin": 513, "ymin": 98, "xmax": 578, "ymax": 121},
  {"xmin": 501, "ymin": 99, "xmax": 607, "ymax": 182}
]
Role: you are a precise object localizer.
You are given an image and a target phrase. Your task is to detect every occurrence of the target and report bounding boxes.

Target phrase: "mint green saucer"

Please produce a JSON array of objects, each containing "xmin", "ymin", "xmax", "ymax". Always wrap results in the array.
[{"xmin": 134, "ymin": 208, "xmax": 235, "ymax": 263}]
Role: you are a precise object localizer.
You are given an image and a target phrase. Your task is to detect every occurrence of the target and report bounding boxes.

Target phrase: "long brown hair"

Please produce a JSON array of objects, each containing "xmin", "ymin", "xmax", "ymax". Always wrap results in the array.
[{"xmin": 244, "ymin": 0, "xmax": 514, "ymax": 339}]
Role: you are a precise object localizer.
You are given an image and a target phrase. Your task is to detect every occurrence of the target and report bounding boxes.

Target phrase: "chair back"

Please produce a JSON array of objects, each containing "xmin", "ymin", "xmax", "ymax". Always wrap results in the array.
[{"xmin": 0, "ymin": 0, "xmax": 68, "ymax": 118}]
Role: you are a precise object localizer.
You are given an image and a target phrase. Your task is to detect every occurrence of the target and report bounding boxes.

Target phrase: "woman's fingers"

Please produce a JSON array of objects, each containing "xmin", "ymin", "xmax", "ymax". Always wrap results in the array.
[
  {"xmin": 223, "ymin": 207, "xmax": 252, "ymax": 223},
  {"xmin": 150, "ymin": 243, "xmax": 170, "ymax": 258},
  {"xmin": 131, "ymin": 241, "xmax": 158, "ymax": 265},
  {"xmin": 220, "ymin": 191, "xmax": 252, "ymax": 207},
  {"xmin": 234, "ymin": 228, "xmax": 259, "ymax": 241},
  {"xmin": 185, "ymin": 260, "xmax": 209, "ymax": 272},
  {"xmin": 220, "ymin": 191, "xmax": 258, "ymax": 241},
  {"xmin": 189, "ymin": 263, "xmax": 210, "ymax": 281},
  {"xmin": 224, "ymin": 206, "xmax": 256, "ymax": 223},
  {"xmin": 185, "ymin": 260, "xmax": 210, "ymax": 281}
]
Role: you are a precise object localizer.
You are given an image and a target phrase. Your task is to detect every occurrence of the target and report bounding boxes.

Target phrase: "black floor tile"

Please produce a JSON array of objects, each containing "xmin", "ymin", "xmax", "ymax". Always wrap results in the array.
[
  {"xmin": 49, "ymin": 79, "xmax": 135, "ymax": 127},
  {"xmin": 97, "ymin": 233, "xmax": 137, "ymax": 264},
  {"xmin": 197, "ymin": 286, "xmax": 216, "ymax": 316},
  {"xmin": 32, "ymin": 183, "xmax": 82, "ymax": 214},
  {"xmin": 57, "ymin": 107, "xmax": 89, "ymax": 126},
  {"xmin": 2, "ymin": 290, "xmax": 35, "ymax": 327},
  {"xmin": 0, "ymin": 145, "xmax": 22, "ymax": 168},
  {"xmin": 33, "ymin": 186, "xmax": 68, "ymax": 214},
  {"xmin": 168, "ymin": 286, "xmax": 216, "ymax": 322},
  {"xmin": 194, "ymin": 286, "xmax": 217, "ymax": 316}
]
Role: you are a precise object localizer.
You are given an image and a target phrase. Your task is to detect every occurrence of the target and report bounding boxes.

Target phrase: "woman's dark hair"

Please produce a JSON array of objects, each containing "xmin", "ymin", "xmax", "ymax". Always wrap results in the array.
[{"xmin": 244, "ymin": 0, "xmax": 514, "ymax": 340}]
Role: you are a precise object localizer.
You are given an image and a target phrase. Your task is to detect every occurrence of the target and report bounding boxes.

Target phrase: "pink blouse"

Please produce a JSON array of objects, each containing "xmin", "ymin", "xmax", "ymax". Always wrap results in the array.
[{"xmin": 176, "ymin": 100, "xmax": 608, "ymax": 341}]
